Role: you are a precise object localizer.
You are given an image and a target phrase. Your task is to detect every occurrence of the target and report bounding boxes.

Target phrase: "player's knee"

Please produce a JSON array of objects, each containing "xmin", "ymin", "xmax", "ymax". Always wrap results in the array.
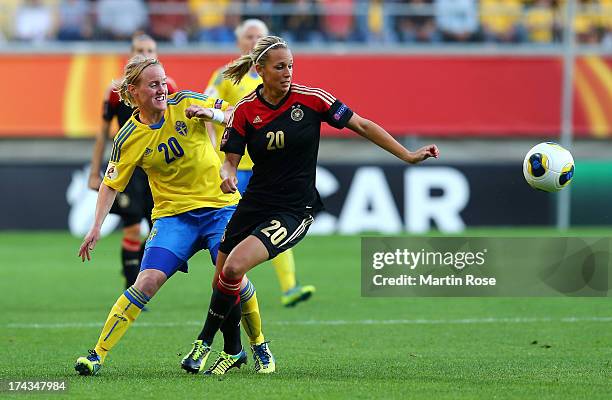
[
  {"xmin": 221, "ymin": 261, "xmax": 245, "ymax": 281},
  {"xmin": 134, "ymin": 270, "xmax": 166, "ymax": 297}
]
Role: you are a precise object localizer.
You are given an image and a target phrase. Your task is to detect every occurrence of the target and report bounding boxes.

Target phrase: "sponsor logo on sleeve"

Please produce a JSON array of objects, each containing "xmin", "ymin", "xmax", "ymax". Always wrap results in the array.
[
  {"xmin": 334, "ymin": 104, "xmax": 348, "ymax": 121},
  {"xmin": 105, "ymin": 164, "xmax": 118, "ymax": 180}
]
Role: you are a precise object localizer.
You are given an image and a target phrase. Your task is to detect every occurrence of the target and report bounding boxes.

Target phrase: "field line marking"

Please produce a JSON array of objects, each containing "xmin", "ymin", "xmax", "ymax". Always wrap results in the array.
[{"xmin": 4, "ymin": 316, "xmax": 612, "ymax": 329}]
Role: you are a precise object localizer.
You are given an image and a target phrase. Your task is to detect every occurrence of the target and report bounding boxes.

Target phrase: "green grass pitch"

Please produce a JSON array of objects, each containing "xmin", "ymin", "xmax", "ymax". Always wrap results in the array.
[{"xmin": 1, "ymin": 230, "xmax": 611, "ymax": 399}]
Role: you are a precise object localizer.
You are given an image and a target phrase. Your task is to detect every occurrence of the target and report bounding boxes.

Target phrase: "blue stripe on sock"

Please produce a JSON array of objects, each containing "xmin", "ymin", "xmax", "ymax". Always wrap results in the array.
[
  {"xmin": 123, "ymin": 290, "xmax": 145, "ymax": 309},
  {"xmin": 126, "ymin": 288, "xmax": 147, "ymax": 306},
  {"xmin": 240, "ymin": 281, "xmax": 255, "ymax": 303},
  {"xmin": 239, "ymin": 283, "xmax": 249, "ymax": 295},
  {"xmin": 239, "ymin": 280, "xmax": 253, "ymax": 295},
  {"xmin": 245, "ymin": 286, "xmax": 255, "ymax": 298},
  {"xmin": 128, "ymin": 286, "xmax": 150, "ymax": 303}
]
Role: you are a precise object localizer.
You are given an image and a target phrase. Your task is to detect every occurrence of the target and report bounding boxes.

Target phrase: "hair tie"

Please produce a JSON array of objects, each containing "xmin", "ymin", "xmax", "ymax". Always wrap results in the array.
[{"xmin": 255, "ymin": 42, "xmax": 283, "ymax": 65}]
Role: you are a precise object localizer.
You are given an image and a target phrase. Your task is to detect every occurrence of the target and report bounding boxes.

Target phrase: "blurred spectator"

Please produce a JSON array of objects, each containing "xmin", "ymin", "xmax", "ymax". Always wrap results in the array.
[
  {"xmin": 0, "ymin": 0, "xmax": 610, "ymax": 46},
  {"xmin": 573, "ymin": 0, "xmax": 600, "ymax": 44},
  {"xmin": 57, "ymin": 0, "xmax": 93, "ymax": 41},
  {"xmin": 395, "ymin": 0, "xmax": 439, "ymax": 43},
  {"xmin": 434, "ymin": 0, "xmax": 479, "ymax": 42},
  {"xmin": 278, "ymin": 0, "xmax": 323, "ymax": 43},
  {"xmin": 188, "ymin": 0, "xmax": 235, "ymax": 43},
  {"xmin": 602, "ymin": 0, "xmax": 612, "ymax": 47},
  {"xmin": 320, "ymin": 0, "xmax": 356, "ymax": 41},
  {"xmin": 148, "ymin": 0, "xmax": 190, "ymax": 45},
  {"xmin": 242, "ymin": 0, "xmax": 275, "ymax": 33},
  {"xmin": 13, "ymin": 0, "xmax": 57, "ymax": 43},
  {"xmin": 97, "ymin": 0, "xmax": 148, "ymax": 40},
  {"xmin": 0, "ymin": 0, "xmax": 21, "ymax": 42},
  {"xmin": 480, "ymin": 0, "xmax": 525, "ymax": 43},
  {"xmin": 360, "ymin": 0, "xmax": 397, "ymax": 43},
  {"xmin": 524, "ymin": 0, "xmax": 556, "ymax": 43}
]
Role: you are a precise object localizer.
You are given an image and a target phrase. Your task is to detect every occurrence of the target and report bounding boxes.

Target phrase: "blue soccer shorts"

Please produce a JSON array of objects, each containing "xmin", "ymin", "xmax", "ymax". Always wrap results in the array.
[
  {"xmin": 140, "ymin": 205, "xmax": 236, "ymax": 277},
  {"xmin": 236, "ymin": 169, "xmax": 253, "ymax": 196}
]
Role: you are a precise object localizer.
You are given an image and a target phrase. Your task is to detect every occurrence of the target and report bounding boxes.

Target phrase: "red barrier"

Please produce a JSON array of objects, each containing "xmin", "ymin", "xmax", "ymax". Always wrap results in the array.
[{"xmin": 1, "ymin": 54, "xmax": 610, "ymax": 138}]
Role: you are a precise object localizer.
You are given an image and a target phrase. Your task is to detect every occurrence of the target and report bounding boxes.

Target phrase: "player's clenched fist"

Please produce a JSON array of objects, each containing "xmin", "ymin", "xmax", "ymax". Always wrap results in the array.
[
  {"xmin": 220, "ymin": 176, "xmax": 238, "ymax": 193},
  {"xmin": 408, "ymin": 144, "xmax": 440, "ymax": 164},
  {"xmin": 185, "ymin": 105, "xmax": 214, "ymax": 120}
]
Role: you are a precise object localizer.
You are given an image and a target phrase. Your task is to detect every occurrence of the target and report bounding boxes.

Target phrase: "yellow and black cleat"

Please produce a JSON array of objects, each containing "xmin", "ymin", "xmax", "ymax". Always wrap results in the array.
[
  {"xmin": 75, "ymin": 349, "xmax": 102, "ymax": 376},
  {"xmin": 282, "ymin": 285, "xmax": 316, "ymax": 307},
  {"xmin": 181, "ymin": 340, "xmax": 211, "ymax": 374},
  {"xmin": 204, "ymin": 349, "xmax": 247, "ymax": 375}
]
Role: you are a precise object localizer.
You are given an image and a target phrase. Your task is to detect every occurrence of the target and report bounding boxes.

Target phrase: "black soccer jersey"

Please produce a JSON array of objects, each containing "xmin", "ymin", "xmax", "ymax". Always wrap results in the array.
[
  {"xmin": 221, "ymin": 83, "xmax": 354, "ymax": 212},
  {"xmin": 103, "ymin": 88, "xmax": 134, "ymax": 130}
]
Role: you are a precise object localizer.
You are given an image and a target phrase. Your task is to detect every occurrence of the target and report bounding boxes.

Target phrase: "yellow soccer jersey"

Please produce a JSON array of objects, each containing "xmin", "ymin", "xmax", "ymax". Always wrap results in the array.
[
  {"xmin": 524, "ymin": 6, "xmax": 554, "ymax": 43},
  {"xmin": 205, "ymin": 67, "xmax": 261, "ymax": 170},
  {"xmin": 480, "ymin": 0, "xmax": 522, "ymax": 35},
  {"xmin": 103, "ymin": 90, "xmax": 240, "ymax": 220}
]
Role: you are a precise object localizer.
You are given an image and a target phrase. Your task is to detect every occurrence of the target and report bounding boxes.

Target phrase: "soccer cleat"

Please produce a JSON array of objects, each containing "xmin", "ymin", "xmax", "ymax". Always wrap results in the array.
[
  {"xmin": 251, "ymin": 341, "xmax": 276, "ymax": 374},
  {"xmin": 203, "ymin": 349, "xmax": 247, "ymax": 375},
  {"xmin": 281, "ymin": 284, "xmax": 316, "ymax": 307},
  {"xmin": 181, "ymin": 340, "xmax": 211, "ymax": 374},
  {"xmin": 75, "ymin": 349, "xmax": 102, "ymax": 376}
]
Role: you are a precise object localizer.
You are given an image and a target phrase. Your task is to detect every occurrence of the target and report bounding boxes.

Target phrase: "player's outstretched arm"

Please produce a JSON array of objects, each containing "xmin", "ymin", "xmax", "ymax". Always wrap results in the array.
[
  {"xmin": 346, "ymin": 113, "xmax": 439, "ymax": 164},
  {"xmin": 78, "ymin": 183, "xmax": 118, "ymax": 262},
  {"xmin": 185, "ymin": 105, "xmax": 234, "ymax": 125},
  {"xmin": 219, "ymin": 153, "xmax": 241, "ymax": 193}
]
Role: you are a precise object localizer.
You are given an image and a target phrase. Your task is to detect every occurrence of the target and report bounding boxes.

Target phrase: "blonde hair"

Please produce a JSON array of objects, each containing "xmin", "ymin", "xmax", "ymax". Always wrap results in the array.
[
  {"xmin": 112, "ymin": 55, "xmax": 162, "ymax": 108},
  {"xmin": 234, "ymin": 19, "xmax": 269, "ymax": 39},
  {"xmin": 223, "ymin": 35, "xmax": 288, "ymax": 85}
]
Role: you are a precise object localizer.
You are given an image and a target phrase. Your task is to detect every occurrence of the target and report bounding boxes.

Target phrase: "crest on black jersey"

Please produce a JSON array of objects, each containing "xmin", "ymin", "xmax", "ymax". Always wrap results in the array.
[{"xmin": 291, "ymin": 105, "xmax": 304, "ymax": 122}]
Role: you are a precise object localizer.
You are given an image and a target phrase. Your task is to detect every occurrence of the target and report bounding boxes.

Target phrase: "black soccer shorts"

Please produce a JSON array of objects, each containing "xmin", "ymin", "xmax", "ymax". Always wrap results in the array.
[
  {"xmin": 109, "ymin": 167, "xmax": 153, "ymax": 227},
  {"xmin": 219, "ymin": 202, "xmax": 315, "ymax": 259}
]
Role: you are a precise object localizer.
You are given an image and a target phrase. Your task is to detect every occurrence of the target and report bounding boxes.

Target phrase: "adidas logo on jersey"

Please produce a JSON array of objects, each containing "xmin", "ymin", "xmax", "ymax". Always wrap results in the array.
[{"xmin": 253, "ymin": 116, "xmax": 262, "ymax": 124}]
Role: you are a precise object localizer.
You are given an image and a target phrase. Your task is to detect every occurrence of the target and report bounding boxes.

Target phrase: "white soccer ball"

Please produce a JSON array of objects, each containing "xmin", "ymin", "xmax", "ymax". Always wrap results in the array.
[{"xmin": 523, "ymin": 142, "xmax": 575, "ymax": 192}]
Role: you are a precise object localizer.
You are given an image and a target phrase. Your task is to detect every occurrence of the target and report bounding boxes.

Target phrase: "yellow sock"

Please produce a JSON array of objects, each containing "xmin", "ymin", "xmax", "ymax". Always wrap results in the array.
[
  {"xmin": 271, "ymin": 249, "xmax": 297, "ymax": 293},
  {"xmin": 240, "ymin": 280, "xmax": 265, "ymax": 345},
  {"xmin": 94, "ymin": 286, "xmax": 149, "ymax": 362}
]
